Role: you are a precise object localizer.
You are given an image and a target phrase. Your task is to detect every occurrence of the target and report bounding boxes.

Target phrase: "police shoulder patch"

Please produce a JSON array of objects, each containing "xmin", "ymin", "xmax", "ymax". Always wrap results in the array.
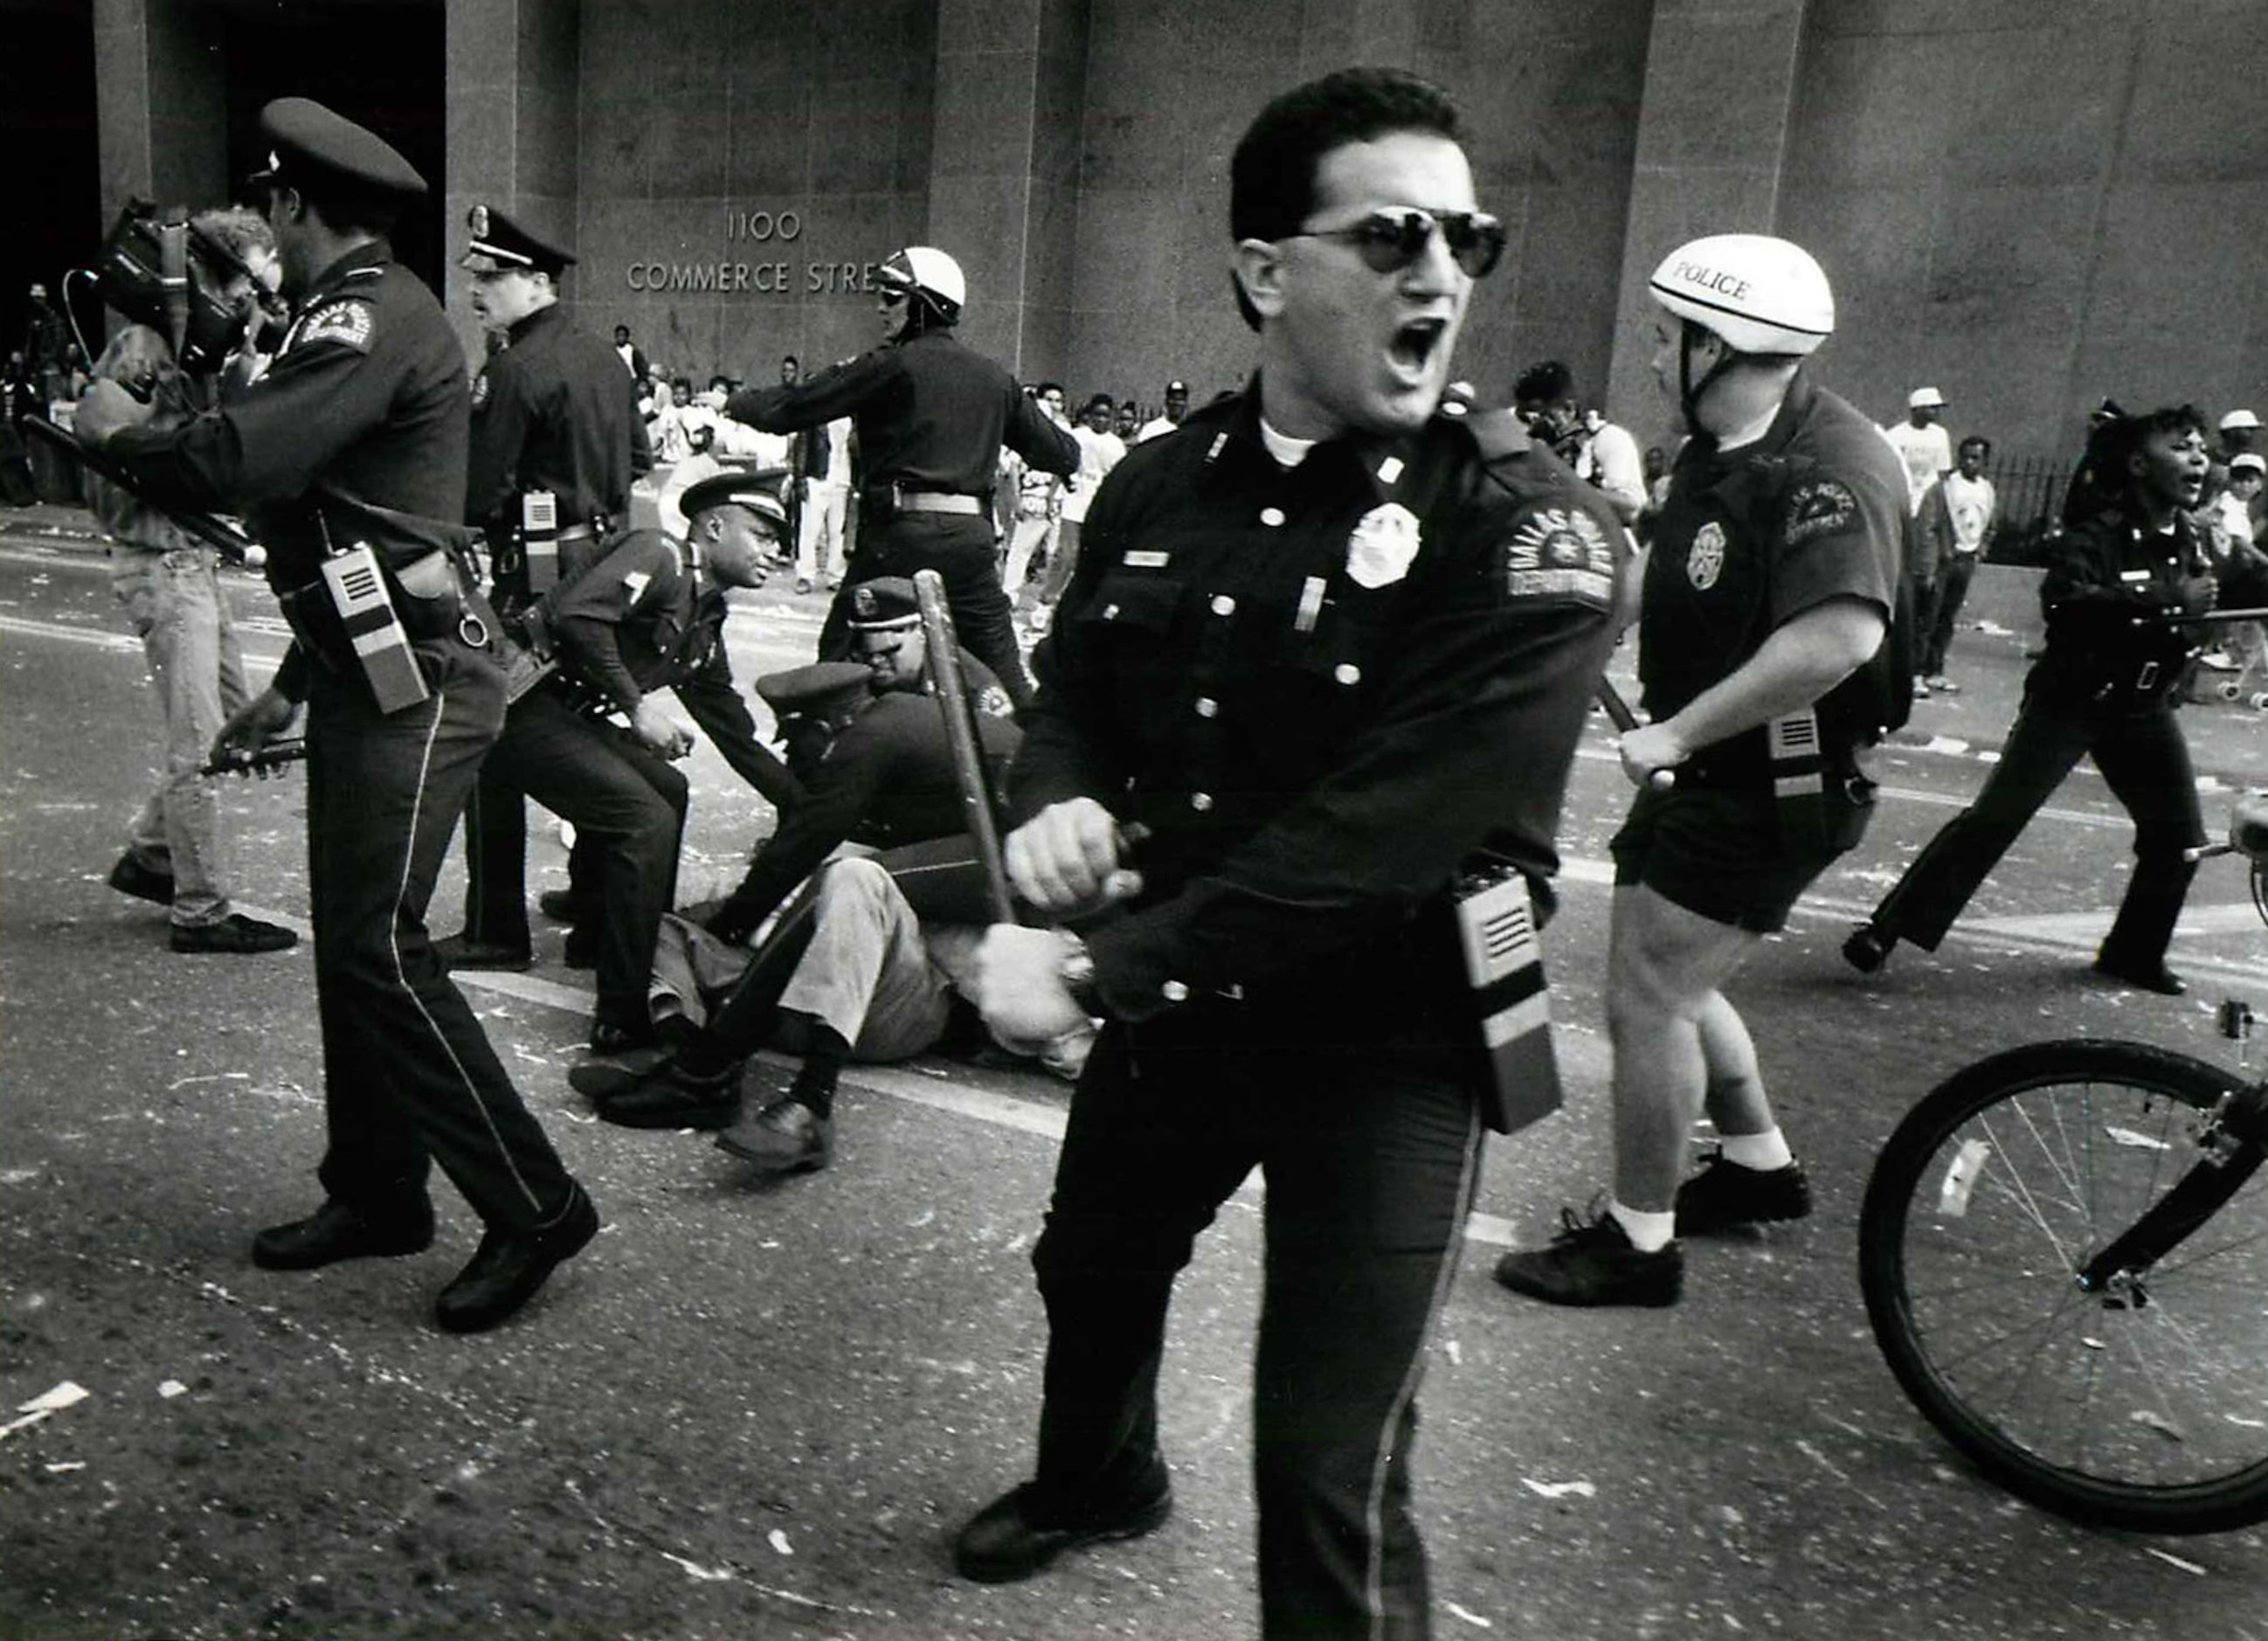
[
  {"xmin": 1503, "ymin": 503, "xmax": 1615, "ymax": 609},
  {"xmin": 1784, "ymin": 478, "xmax": 1858, "ymax": 547},
  {"xmin": 975, "ymin": 683, "xmax": 1014, "ymax": 719},
  {"xmin": 294, "ymin": 300, "xmax": 376, "ymax": 355}
]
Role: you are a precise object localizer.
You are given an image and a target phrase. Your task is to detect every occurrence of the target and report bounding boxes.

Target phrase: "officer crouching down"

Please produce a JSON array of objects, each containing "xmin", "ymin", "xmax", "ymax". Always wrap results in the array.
[
  {"xmin": 438, "ymin": 469, "xmax": 805, "ymax": 1053},
  {"xmin": 73, "ymin": 98, "xmax": 597, "ymax": 1333},
  {"xmin": 953, "ymin": 67, "xmax": 1624, "ymax": 1638}
]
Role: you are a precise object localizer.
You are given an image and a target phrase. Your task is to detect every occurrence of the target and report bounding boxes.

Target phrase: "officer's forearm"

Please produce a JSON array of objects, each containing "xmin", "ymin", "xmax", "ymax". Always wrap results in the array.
[{"xmin": 1661, "ymin": 600, "xmax": 1884, "ymax": 755}]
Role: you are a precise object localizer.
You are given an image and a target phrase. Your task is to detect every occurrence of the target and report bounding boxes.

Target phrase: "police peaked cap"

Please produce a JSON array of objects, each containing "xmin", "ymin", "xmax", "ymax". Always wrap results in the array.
[
  {"xmin": 680, "ymin": 467, "xmax": 792, "ymax": 531},
  {"xmin": 460, "ymin": 204, "xmax": 576, "ymax": 277},
  {"xmin": 846, "ymin": 577, "xmax": 923, "ymax": 632},
  {"xmin": 756, "ymin": 661, "xmax": 876, "ymax": 718},
  {"xmin": 248, "ymin": 98, "xmax": 427, "ymax": 202}
]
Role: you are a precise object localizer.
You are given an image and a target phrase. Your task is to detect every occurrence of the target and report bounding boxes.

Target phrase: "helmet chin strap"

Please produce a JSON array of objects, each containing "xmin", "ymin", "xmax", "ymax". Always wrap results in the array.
[{"xmin": 1677, "ymin": 323, "xmax": 1741, "ymax": 438}]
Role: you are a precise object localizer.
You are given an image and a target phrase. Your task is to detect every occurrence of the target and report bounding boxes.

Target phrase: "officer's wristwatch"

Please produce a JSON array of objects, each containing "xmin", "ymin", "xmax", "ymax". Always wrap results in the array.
[{"xmin": 1056, "ymin": 932, "xmax": 1104, "ymax": 1018}]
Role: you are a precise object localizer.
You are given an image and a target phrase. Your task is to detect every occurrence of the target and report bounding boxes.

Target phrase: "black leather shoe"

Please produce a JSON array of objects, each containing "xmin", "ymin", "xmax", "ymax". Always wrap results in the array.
[
  {"xmin": 537, "ymin": 888, "xmax": 594, "ymax": 923},
  {"xmin": 108, "ymin": 853, "xmax": 175, "ymax": 905},
  {"xmin": 252, "ymin": 1198, "xmax": 435, "ymax": 1271},
  {"xmin": 953, "ymin": 1473, "xmax": 1173, "ymax": 1584},
  {"xmin": 172, "ymin": 913, "xmax": 299, "ymax": 954},
  {"xmin": 598, "ymin": 1067, "xmax": 740, "ymax": 1130},
  {"xmin": 714, "ymin": 1097, "xmax": 832, "ymax": 1173},
  {"xmin": 588, "ymin": 1018, "xmax": 655, "ymax": 1056},
  {"xmin": 433, "ymin": 1182, "xmax": 598, "ymax": 1333},
  {"xmin": 2094, "ymin": 955, "xmax": 2186, "ymax": 996},
  {"xmin": 1842, "ymin": 922, "xmax": 1893, "ymax": 974},
  {"xmin": 432, "ymin": 932, "xmax": 534, "ymax": 971}
]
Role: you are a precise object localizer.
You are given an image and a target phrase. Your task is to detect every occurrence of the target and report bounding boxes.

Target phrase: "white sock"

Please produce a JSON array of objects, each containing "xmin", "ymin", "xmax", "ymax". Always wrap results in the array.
[
  {"xmin": 1718, "ymin": 1127, "xmax": 1794, "ymax": 1173},
  {"xmin": 1608, "ymin": 1200, "xmax": 1677, "ymax": 1252}
]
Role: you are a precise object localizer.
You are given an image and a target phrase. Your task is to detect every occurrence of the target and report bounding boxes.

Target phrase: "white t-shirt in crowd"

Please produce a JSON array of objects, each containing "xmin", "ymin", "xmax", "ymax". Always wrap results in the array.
[
  {"xmin": 1881, "ymin": 419, "xmax": 1953, "ymax": 513},
  {"xmin": 1061, "ymin": 426, "xmax": 1127, "ymax": 524},
  {"xmin": 1940, "ymin": 471, "xmax": 1996, "ymax": 555}
]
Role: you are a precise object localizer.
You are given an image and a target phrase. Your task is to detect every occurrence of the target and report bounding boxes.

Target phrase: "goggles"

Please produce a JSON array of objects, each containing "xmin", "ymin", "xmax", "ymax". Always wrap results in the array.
[{"xmin": 1290, "ymin": 206, "xmax": 1506, "ymax": 280}]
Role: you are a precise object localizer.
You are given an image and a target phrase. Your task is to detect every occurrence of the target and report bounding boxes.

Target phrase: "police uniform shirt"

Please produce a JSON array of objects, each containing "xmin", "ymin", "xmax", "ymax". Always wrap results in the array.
[
  {"xmin": 1640, "ymin": 371, "xmax": 1906, "ymax": 761},
  {"xmin": 1013, "ymin": 385, "xmax": 1624, "ymax": 1027},
  {"xmin": 467, "ymin": 303, "xmax": 650, "ymax": 536},
  {"xmin": 2034, "ymin": 508, "xmax": 2232, "ymax": 713},
  {"xmin": 725, "ymin": 330, "xmax": 1077, "ymax": 495},
  {"xmin": 100, "ymin": 242, "xmax": 469, "ymax": 694},
  {"xmin": 719, "ymin": 652, "xmax": 1020, "ymax": 932},
  {"xmin": 543, "ymin": 527, "xmax": 729, "ymax": 710}
]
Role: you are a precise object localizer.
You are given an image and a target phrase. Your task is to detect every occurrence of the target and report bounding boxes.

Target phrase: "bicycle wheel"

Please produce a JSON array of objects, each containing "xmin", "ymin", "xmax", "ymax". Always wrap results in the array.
[{"xmin": 1860, "ymin": 1040, "xmax": 2268, "ymax": 1534}]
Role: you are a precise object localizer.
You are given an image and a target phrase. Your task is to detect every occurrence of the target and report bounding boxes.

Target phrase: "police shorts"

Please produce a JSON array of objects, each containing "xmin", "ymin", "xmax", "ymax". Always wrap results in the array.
[{"xmin": 1609, "ymin": 784, "xmax": 1857, "ymax": 934}]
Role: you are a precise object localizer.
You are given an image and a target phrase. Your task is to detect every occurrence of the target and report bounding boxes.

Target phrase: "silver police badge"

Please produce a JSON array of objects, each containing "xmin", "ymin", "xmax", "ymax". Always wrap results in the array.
[
  {"xmin": 467, "ymin": 204, "xmax": 490, "ymax": 238},
  {"xmin": 1687, "ymin": 521, "xmax": 1726, "ymax": 590},
  {"xmin": 1345, "ymin": 502, "xmax": 1421, "ymax": 589}
]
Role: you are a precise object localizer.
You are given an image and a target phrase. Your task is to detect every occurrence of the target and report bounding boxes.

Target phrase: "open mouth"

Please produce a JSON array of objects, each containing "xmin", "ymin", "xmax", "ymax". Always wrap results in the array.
[{"xmin": 1387, "ymin": 316, "xmax": 1448, "ymax": 379}]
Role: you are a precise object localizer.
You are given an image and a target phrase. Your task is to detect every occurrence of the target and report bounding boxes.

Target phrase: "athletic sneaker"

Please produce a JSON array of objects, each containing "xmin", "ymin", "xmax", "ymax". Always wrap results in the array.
[
  {"xmin": 1492, "ymin": 1201, "xmax": 1682, "ymax": 1308},
  {"xmin": 1673, "ymin": 1151, "xmax": 1813, "ymax": 1236}
]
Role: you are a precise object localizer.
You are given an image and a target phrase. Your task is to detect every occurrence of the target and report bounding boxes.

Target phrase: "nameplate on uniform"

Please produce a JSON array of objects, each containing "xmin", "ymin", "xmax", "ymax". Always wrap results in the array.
[
  {"xmin": 1453, "ymin": 868, "xmax": 1561, "ymax": 1134},
  {"xmin": 2119, "ymin": 569, "xmax": 2151, "ymax": 583},
  {"xmin": 1503, "ymin": 506, "xmax": 1615, "ymax": 609},
  {"xmin": 1122, "ymin": 550, "xmax": 1171, "ymax": 568}
]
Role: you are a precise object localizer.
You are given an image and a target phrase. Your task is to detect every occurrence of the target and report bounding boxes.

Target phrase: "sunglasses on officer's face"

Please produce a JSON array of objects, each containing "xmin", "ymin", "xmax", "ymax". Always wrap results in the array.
[{"xmin": 1288, "ymin": 206, "xmax": 1508, "ymax": 280}]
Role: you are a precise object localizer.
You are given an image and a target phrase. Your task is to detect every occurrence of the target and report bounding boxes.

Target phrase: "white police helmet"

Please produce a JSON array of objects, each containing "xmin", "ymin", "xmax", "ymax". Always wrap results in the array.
[
  {"xmin": 879, "ymin": 246, "xmax": 965, "ymax": 324},
  {"xmin": 1648, "ymin": 234, "xmax": 1834, "ymax": 357},
  {"xmin": 2220, "ymin": 408, "xmax": 2261, "ymax": 432}
]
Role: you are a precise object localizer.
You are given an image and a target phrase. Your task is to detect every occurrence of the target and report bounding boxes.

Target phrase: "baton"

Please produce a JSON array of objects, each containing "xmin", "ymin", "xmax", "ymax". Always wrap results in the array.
[
  {"xmin": 1595, "ymin": 678, "xmax": 1675, "ymax": 791},
  {"xmin": 2147, "ymin": 606, "xmax": 2268, "ymax": 626},
  {"xmin": 24, "ymin": 415, "xmax": 266, "ymax": 569},
  {"xmin": 201, "ymin": 737, "xmax": 306, "ymax": 778},
  {"xmin": 912, "ymin": 570, "xmax": 1018, "ymax": 924}
]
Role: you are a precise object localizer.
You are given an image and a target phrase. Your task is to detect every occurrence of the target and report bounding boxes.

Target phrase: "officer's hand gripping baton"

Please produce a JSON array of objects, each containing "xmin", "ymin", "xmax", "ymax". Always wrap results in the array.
[
  {"xmin": 1595, "ymin": 677, "xmax": 1675, "ymax": 790},
  {"xmin": 912, "ymin": 570, "xmax": 1018, "ymax": 925}
]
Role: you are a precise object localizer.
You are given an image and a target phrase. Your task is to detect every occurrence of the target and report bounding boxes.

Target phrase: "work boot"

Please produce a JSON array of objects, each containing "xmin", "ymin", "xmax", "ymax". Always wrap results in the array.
[
  {"xmin": 433, "ymin": 1182, "xmax": 599, "ymax": 1333},
  {"xmin": 714, "ymin": 1097, "xmax": 832, "ymax": 1174},
  {"xmin": 1492, "ymin": 1201, "xmax": 1682, "ymax": 1308},
  {"xmin": 252, "ymin": 1197, "xmax": 435, "ymax": 1271},
  {"xmin": 1672, "ymin": 1152, "xmax": 1813, "ymax": 1236}
]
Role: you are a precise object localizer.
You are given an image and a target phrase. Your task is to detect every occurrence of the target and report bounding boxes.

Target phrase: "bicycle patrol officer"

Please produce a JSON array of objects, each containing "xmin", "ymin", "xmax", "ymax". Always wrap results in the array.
[
  {"xmin": 724, "ymin": 246, "xmax": 1078, "ymax": 708},
  {"xmin": 445, "ymin": 470, "xmax": 805, "ymax": 1052},
  {"xmin": 1496, "ymin": 234, "xmax": 1905, "ymax": 1308},
  {"xmin": 956, "ymin": 68, "xmax": 1624, "ymax": 1638},
  {"xmin": 73, "ymin": 98, "xmax": 598, "ymax": 1333}
]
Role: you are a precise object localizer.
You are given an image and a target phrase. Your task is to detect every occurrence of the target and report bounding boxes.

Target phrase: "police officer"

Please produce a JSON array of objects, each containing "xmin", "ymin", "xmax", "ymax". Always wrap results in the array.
[
  {"xmin": 73, "ymin": 98, "xmax": 596, "ymax": 1333},
  {"xmin": 1496, "ymin": 234, "xmax": 1905, "ymax": 1309},
  {"xmin": 723, "ymin": 247, "xmax": 1077, "ymax": 708},
  {"xmin": 1846, "ymin": 405, "xmax": 2267, "ymax": 994},
  {"xmin": 441, "ymin": 470, "xmax": 806, "ymax": 1050},
  {"xmin": 456, "ymin": 204, "xmax": 655, "ymax": 936},
  {"xmin": 955, "ymin": 69, "xmax": 1622, "ymax": 1638}
]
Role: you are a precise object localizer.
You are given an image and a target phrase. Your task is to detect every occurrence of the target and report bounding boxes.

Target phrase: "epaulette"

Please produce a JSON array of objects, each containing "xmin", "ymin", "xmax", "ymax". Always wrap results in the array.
[{"xmin": 1461, "ymin": 406, "xmax": 1532, "ymax": 466}]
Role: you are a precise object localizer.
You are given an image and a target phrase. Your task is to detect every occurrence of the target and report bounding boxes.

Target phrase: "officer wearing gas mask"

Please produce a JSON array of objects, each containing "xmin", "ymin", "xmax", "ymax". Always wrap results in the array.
[
  {"xmin": 724, "ymin": 246, "xmax": 1078, "ymax": 709},
  {"xmin": 73, "ymin": 98, "xmax": 598, "ymax": 1337}
]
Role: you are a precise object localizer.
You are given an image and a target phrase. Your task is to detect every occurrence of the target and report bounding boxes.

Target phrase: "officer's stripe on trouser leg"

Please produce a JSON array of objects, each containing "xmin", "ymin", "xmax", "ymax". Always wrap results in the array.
[
  {"xmin": 388, "ymin": 684, "xmax": 546, "ymax": 1215},
  {"xmin": 1361, "ymin": 1096, "xmax": 1483, "ymax": 1639}
]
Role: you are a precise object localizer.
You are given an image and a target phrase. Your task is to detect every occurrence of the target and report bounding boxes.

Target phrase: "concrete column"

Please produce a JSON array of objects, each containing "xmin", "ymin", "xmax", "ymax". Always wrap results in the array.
[
  {"xmin": 93, "ymin": 0, "xmax": 227, "ymax": 236},
  {"xmin": 443, "ymin": 0, "xmax": 582, "ymax": 362},
  {"xmin": 926, "ymin": 0, "xmax": 1089, "ymax": 381},
  {"xmin": 1603, "ymin": 0, "xmax": 1808, "ymax": 447}
]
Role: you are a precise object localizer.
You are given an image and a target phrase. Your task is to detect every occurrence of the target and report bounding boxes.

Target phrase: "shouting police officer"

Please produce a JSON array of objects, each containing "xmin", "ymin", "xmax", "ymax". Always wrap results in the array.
[
  {"xmin": 724, "ymin": 247, "xmax": 1077, "ymax": 708},
  {"xmin": 954, "ymin": 68, "xmax": 1624, "ymax": 1639},
  {"xmin": 1494, "ymin": 234, "xmax": 1905, "ymax": 1309},
  {"xmin": 73, "ymin": 99, "xmax": 598, "ymax": 1333}
]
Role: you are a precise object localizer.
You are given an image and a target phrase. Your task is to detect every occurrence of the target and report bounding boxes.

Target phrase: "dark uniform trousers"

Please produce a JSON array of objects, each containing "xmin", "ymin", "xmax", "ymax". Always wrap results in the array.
[
  {"xmin": 816, "ymin": 513, "xmax": 1033, "ymax": 709},
  {"xmin": 462, "ymin": 684, "xmax": 688, "ymax": 1032},
  {"xmin": 306, "ymin": 632, "xmax": 575, "ymax": 1229},
  {"xmin": 1870, "ymin": 692, "xmax": 2204, "ymax": 965},
  {"xmin": 1033, "ymin": 994, "xmax": 1483, "ymax": 1640}
]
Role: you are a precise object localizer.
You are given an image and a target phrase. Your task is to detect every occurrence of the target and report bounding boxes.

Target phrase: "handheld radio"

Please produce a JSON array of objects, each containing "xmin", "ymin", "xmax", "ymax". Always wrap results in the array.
[
  {"xmin": 521, "ymin": 490, "xmax": 560, "ymax": 593},
  {"xmin": 1452, "ymin": 862, "xmax": 1562, "ymax": 1133},
  {"xmin": 321, "ymin": 542, "xmax": 430, "ymax": 714}
]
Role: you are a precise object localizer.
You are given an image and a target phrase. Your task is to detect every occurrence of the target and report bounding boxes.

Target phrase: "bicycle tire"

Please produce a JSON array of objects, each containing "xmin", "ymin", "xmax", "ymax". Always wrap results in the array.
[{"xmin": 1860, "ymin": 1039, "xmax": 2268, "ymax": 1534}]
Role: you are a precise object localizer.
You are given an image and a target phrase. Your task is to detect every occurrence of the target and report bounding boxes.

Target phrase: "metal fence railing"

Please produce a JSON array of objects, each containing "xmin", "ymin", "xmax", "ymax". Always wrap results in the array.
[{"xmin": 1977, "ymin": 450, "xmax": 2071, "ymax": 566}]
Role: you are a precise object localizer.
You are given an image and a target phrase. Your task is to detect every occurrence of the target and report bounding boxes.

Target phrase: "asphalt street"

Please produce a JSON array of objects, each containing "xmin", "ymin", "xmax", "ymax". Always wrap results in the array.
[{"xmin": 0, "ymin": 513, "xmax": 2263, "ymax": 1641}]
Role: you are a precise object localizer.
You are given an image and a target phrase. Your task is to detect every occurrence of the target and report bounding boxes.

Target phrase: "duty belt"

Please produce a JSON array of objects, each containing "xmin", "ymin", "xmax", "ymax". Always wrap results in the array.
[{"xmin": 868, "ymin": 484, "xmax": 983, "ymax": 516}]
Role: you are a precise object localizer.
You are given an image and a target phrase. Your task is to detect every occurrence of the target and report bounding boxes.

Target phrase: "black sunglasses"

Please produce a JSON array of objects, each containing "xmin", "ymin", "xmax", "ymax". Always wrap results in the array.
[{"xmin": 1289, "ymin": 207, "xmax": 1507, "ymax": 280}]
